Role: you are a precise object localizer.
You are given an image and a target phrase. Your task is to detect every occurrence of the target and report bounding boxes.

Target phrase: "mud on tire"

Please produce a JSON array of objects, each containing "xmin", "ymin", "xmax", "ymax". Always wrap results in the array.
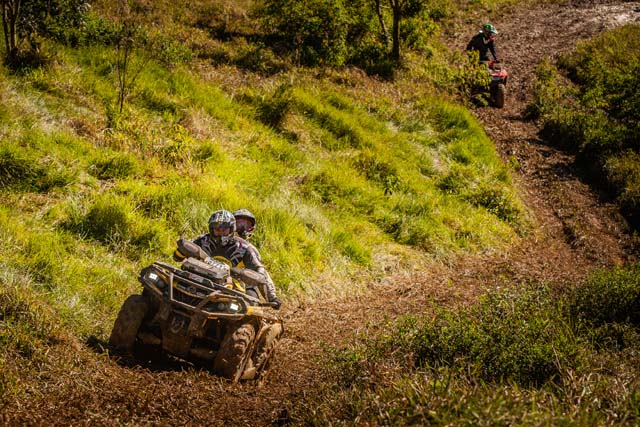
[
  {"xmin": 213, "ymin": 322, "xmax": 256, "ymax": 382},
  {"xmin": 109, "ymin": 294, "xmax": 149, "ymax": 353},
  {"xmin": 491, "ymin": 83, "xmax": 506, "ymax": 108},
  {"xmin": 252, "ymin": 322, "xmax": 283, "ymax": 379}
]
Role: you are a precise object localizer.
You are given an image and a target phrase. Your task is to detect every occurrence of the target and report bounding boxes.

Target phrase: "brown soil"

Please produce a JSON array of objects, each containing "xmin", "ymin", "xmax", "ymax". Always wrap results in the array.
[{"xmin": 2, "ymin": 1, "xmax": 640, "ymax": 426}]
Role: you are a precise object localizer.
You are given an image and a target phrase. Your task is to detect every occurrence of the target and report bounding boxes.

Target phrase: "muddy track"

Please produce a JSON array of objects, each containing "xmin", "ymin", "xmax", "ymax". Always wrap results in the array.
[{"xmin": 3, "ymin": 2, "xmax": 640, "ymax": 426}]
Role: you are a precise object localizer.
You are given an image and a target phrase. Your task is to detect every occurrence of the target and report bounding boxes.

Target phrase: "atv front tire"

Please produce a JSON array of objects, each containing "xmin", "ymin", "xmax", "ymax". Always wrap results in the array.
[
  {"xmin": 252, "ymin": 322, "xmax": 283, "ymax": 379},
  {"xmin": 214, "ymin": 322, "xmax": 256, "ymax": 382},
  {"xmin": 109, "ymin": 294, "xmax": 149, "ymax": 353}
]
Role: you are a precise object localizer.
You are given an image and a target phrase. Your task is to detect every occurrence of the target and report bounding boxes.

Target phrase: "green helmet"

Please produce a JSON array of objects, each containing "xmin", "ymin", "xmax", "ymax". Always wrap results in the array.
[{"xmin": 483, "ymin": 23, "xmax": 498, "ymax": 35}]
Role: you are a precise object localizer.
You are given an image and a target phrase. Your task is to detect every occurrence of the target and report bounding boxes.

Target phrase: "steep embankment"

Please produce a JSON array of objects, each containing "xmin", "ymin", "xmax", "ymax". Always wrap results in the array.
[{"xmin": 1, "ymin": 2, "xmax": 639, "ymax": 426}]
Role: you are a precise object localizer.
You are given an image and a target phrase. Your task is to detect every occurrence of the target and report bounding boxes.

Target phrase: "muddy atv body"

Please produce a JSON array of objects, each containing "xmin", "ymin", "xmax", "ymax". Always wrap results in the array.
[{"xmin": 109, "ymin": 255, "xmax": 283, "ymax": 382}]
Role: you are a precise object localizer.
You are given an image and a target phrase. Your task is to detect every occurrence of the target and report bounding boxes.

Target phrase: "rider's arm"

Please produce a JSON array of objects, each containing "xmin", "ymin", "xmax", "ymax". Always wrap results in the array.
[
  {"xmin": 488, "ymin": 39, "xmax": 499, "ymax": 61},
  {"xmin": 242, "ymin": 245, "xmax": 278, "ymax": 302}
]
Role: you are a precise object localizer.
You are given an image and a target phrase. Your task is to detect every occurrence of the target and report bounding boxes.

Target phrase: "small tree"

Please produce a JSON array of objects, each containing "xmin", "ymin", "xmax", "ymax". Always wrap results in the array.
[
  {"xmin": 2, "ymin": 0, "xmax": 88, "ymax": 63},
  {"xmin": 2, "ymin": 0, "xmax": 22, "ymax": 60},
  {"xmin": 113, "ymin": 0, "xmax": 149, "ymax": 114}
]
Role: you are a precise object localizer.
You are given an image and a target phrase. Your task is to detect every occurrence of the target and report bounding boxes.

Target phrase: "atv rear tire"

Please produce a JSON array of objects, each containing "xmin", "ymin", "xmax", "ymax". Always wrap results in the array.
[
  {"xmin": 252, "ymin": 322, "xmax": 283, "ymax": 379},
  {"xmin": 492, "ymin": 83, "xmax": 506, "ymax": 108},
  {"xmin": 214, "ymin": 322, "xmax": 256, "ymax": 382},
  {"xmin": 109, "ymin": 295, "xmax": 149, "ymax": 353}
]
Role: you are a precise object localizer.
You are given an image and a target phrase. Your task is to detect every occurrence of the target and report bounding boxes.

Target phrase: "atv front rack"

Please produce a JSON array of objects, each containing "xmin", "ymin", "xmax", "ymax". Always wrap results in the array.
[{"xmin": 139, "ymin": 261, "xmax": 272, "ymax": 321}]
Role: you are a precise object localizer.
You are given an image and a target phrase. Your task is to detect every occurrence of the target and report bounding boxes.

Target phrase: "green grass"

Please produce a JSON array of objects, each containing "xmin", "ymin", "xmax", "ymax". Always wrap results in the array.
[{"xmin": 291, "ymin": 266, "xmax": 640, "ymax": 426}]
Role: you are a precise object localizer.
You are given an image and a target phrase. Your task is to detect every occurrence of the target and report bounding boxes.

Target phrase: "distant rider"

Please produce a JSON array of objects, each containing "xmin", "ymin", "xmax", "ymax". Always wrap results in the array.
[
  {"xmin": 466, "ymin": 23, "xmax": 500, "ymax": 63},
  {"xmin": 175, "ymin": 209, "xmax": 281, "ymax": 309}
]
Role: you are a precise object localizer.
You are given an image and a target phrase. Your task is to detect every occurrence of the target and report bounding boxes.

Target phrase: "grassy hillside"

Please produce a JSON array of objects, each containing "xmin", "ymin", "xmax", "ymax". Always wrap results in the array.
[{"xmin": 0, "ymin": 5, "xmax": 525, "ymax": 358}]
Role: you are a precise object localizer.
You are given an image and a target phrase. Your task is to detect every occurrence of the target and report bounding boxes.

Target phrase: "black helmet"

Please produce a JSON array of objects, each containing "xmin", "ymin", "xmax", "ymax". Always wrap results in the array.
[
  {"xmin": 233, "ymin": 208, "xmax": 256, "ymax": 240},
  {"xmin": 208, "ymin": 210, "xmax": 236, "ymax": 245}
]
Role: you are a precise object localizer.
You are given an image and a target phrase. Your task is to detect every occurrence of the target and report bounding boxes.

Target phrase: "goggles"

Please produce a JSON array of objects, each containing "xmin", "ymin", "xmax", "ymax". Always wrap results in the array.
[
  {"xmin": 211, "ymin": 222, "xmax": 232, "ymax": 235},
  {"xmin": 235, "ymin": 217, "xmax": 255, "ymax": 232}
]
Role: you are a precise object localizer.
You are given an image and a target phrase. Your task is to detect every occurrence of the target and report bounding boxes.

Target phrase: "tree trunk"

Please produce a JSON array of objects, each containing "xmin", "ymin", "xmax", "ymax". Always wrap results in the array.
[
  {"xmin": 2, "ymin": 1, "xmax": 10, "ymax": 54},
  {"xmin": 375, "ymin": 0, "xmax": 389, "ymax": 48},
  {"xmin": 390, "ymin": 0, "xmax": 401, "ymax": 61},
  {"xmin": 2, "ymin": 0, "xmax": 21, "ymax": 60}
]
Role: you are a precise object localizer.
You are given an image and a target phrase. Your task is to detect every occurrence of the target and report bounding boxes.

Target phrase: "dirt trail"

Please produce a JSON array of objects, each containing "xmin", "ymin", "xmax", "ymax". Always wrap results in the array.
[{"xmin": 3, "ymin": 2, "xmax": 640, "ymax": 426}]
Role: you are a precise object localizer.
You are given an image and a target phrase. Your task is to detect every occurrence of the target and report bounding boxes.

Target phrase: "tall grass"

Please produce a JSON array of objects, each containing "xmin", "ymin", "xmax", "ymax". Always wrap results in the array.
[{"xmin": 291, "ymin": 266, "xmax": 640, "ymax": 426}]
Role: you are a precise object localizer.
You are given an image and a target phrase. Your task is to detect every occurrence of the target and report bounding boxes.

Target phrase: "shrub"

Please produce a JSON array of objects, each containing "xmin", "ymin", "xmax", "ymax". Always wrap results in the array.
[
  {"xmin": 0, "ymin": 281, "xmax": 60, "ymax": 361},
  {"xmin": 569, "ymin": 265, "xmax": 640, "ymax": 328},
  {"xmin": 254, "ymin": 83, "xmax": 294, "ymax": 129},
  {"xmin": 257, "ymin": 0, "xmax": 353, "ymax": 67},
  {"xmin": 67, "ymin": 194, "xmax": 167, "ymax": 253},
  {"xmin": 81, "ymin": 195, "xmax": 132, "ymax": 244},
  {"xmin": 466, "ymin": 185, "xmax": 522, "ymax": 224},
  {"xmin": 352, "ymin": 151, "xmax": 401, "ymax": 194},
  {"xmin": 530, "ymin": 26, "xmax": 640, "ymax": 227},
  {"xmin": 388, "ymin": 285, "xmax": 579, "ymax": 386},
  {"xmin": 605, "ymin": 152, "xmax": 640, "ymax": 220}
]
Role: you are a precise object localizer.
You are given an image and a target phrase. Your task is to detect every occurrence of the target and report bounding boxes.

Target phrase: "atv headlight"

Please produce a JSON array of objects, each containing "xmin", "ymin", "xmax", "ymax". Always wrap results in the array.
[
  {"xmin": 229, "ymin": 302, "xmax": 240, "ymax": 312},
  {"xmin": 146, "ymin": 271, "xmax": 166, "ymax": 288}
]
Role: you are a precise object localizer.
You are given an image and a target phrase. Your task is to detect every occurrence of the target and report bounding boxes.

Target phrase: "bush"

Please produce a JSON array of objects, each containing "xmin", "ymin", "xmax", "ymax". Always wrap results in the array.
[
  {"xmin": 466, "ymin": 185, "xmax": 522, "ymax": 224},
  {"xmin": 569, "ymin": 265, "xmax": 640, "ymax": 328},
  {"xmin": 70, "ymin": 194, "xmax": 166, "ymax": 253},
  {"xmin": 257, "ymin": 0, "xmax": 354, "ymax": 67},
  {"xmin": 254, "ymin": 83, "xmax": 294, "ymax": 129},
  {"xmin": 81, "ymin": 195, "xmax": 131, "ymax": 244},
  {"xmin": 388, "ymin": 285, "xmax": 579, "ymax": 386},
  {"xmin": 298, "ymin": 265, "xmax": 640, "ymax": 425}
]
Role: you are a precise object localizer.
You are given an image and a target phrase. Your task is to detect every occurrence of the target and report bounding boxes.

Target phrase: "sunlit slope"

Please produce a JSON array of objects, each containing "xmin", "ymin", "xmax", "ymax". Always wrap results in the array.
[{"xmin": 0, "ymin": 43, "xmax": 524, "ymax": 337}]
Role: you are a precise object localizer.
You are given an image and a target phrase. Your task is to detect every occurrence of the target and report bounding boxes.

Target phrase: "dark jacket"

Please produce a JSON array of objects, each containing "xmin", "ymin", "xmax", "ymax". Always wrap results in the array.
[
  {"xmin": 192, "ymin": 233, "xmax": 278, "ymax": 301},
  {"xmin": 466, "ymin": 32, "xmax": 498, "ymax": 62}
]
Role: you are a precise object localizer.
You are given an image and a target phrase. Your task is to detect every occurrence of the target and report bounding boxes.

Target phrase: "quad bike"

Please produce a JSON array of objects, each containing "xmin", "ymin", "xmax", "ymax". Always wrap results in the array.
[
  {"xmin": 484, "ymin": 60, "xmax": 508, "ymax": 108},
  {"xmin": 109, "ymin": 239, "xmax": 283, "ymax": 382}
]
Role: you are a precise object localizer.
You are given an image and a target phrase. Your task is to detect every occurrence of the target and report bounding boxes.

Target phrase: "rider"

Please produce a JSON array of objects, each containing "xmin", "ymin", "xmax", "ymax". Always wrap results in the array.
[
  {"xmin": 176, "ymin": 209, "xmax": 281, "ymax": 309},
  {"xmin": 466, "ymin": 23, "xmax": 500, "ymax": 63},
  {"xmin": 233, "ymin": 208, "xmax": 256, "ymax": 240},
  {"xmin": 233, "ymin": 208, "xmax": 278, "ymax": 299}
]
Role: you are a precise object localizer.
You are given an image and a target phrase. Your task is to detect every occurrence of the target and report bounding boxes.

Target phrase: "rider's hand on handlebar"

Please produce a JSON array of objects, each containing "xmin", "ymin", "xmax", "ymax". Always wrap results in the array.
[{"xmin": 270, "ymin": 297, "xmax": 281, "ymax": 310}]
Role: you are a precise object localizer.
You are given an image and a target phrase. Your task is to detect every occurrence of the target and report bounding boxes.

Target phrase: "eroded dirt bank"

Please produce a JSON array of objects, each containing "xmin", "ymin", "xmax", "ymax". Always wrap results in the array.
[{"xmin": 2, "ymin": 2, "xmax": 639, "ymax": 426}]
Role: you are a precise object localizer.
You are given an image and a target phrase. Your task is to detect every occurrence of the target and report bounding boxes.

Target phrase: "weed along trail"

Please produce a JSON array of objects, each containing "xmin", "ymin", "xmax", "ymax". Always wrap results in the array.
[{"xmin": 1, "ymin": 2, "xmax": 639, "ymax": 427}]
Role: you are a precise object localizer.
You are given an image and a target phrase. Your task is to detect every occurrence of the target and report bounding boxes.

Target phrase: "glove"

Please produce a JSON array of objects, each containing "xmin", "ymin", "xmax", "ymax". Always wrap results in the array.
[{"xmin": 270, "ymin": 297, "xmax": 281, "ymax": 310}]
